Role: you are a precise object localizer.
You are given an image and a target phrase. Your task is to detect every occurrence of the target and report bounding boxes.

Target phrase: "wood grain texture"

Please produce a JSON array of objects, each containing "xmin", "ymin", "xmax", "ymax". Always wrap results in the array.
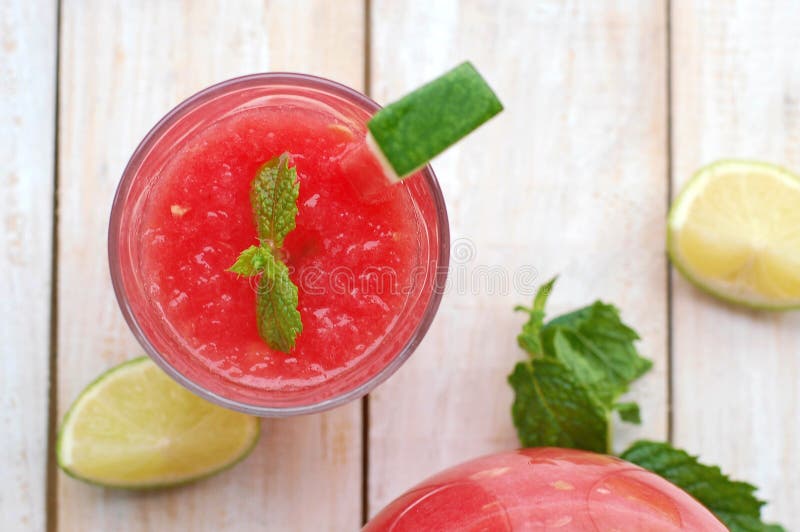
[
  {"xmin": 56, "ymin": 1, "xmax": 363, "ymax": 530},
  {"xmin": 671, "ymin": 0, "xmax": 800, "ymax": 526},
  {"xmin": 0, "ymin": 0, "xmax": 56, "ymax": 530},
  {"xmin": 367, "ymin": 0, "xmax": 669, "ymax": 516}
]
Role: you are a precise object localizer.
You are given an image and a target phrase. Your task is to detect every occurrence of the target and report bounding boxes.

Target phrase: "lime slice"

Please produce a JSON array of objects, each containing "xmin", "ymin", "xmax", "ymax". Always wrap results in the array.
[
  {"xmin": 367, "ymin": 61, "xmax": 503, "ymax": 179},
  {"xmin": 57, "ymin": 357, "xmax": 260, "ymax": 488},
  {"xmin": 668, "ymin": 160, "xmax": 800, "ymax": 309}
]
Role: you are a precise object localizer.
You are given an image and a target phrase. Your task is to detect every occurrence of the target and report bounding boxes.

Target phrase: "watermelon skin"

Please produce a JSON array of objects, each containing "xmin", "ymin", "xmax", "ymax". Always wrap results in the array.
[{"xmin": 367, "ymin": 61, "xmax": 503, "ymax": 177}]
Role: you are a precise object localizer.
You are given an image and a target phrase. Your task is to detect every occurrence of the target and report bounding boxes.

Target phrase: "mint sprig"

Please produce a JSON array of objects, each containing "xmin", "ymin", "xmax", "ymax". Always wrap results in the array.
[
  {"xmin": 509, "ymin": 278, "xmax": 650, "ymax": 452},
  {"xmin": 508, "ymin": 278, "xmax": 784, "ymax": 530},
  {"xmin": 621, "ymin": 441, "xmax": 785, "ymax": 532},
  {"xmin": 229, "ymin": 153, "xmax": 302, "ymax": 352}
]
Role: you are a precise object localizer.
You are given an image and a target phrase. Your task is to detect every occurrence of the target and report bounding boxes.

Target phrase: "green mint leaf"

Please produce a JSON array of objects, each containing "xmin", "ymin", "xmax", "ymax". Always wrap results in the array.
[
  {"xmin": 251, "ymin": 153, "xmax": 299, "ymax": 248},
  {"xmin": 509, "ymin": 358, "xmax": 610, "ymax": 453},
  {"xmin": 721, "ymin": 516, "xmax": 785, "ymax": 532},
  {"xmin": 613, "ymin": 401, "xmax": 641, "ymax": 424},
  {"xmin": 544, "ymin": 301, "xmax": 652, "ymax": 382},
  {"xmin": 621, "ymin": 441, "xmax": 785, "ymax": 532},
  {"xmin": 255, "ymin": 252, "xmax": 302, "ymax": 353},
  {"xmin": 228, "ymin": 245, "xmax": 274, "ymax": 276},
  {"xmin": 549, "ymin": 329, "xmax": 611, "ymax": 403},
  {"xmin": 542, "ymin": 300, "xmax": 652, "ymax": 411},
  {"xmin": 515, "ymin": 277, "xmax": 556, "ymax": 357}
]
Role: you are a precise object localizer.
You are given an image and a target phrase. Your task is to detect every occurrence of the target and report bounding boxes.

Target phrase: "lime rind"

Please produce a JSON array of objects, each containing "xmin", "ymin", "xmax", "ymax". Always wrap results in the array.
[
  {"xmin": 667, "ymin": 159, "xmax": 800, "ymax": 311},
  {"xmin": 57, "ymin": 357, "xmax": 261, "ymax": 489}
]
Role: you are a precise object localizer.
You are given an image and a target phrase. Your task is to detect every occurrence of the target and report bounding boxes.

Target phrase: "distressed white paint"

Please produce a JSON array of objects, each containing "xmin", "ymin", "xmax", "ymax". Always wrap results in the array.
[
  {"xmin": 368, "ymin": 0, "xmax": 669, "ymax": 517},
  {"xmin": 671, "ymin": 0, "xmax": 800, "ymax": 527},
  {"xmin": 57, "ymin": 1, "xmax": 363, "ymax": 530},
  {"xmin": 0, "ymin": 0, "xmax": 56, "ymax": 530},
  {"xmin": 6, "ymin": 0, "xmax": 797, "ymax": 528}
]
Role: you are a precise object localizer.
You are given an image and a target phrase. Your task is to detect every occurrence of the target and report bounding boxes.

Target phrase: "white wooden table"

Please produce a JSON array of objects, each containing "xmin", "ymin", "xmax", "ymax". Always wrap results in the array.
[{"xmin": 2, "ymin": 0, "xmax": 798, "ymax": 530}]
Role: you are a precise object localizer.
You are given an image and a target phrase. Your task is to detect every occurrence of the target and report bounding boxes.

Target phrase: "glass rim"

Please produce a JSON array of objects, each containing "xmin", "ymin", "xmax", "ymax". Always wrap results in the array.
[{"xmin": 108, "ymin": 72, "xmax": 450, "ymax": 417}]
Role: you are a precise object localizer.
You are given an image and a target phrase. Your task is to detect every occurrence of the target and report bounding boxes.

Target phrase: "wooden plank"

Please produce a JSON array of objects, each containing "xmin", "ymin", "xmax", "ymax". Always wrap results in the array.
[
  {"xmin": 57, "ymin": 1, "xmax": 363, "ymax": 530},
  {"xmin": 368, "ymin": 0, "xmax": 669, "ymax": 516},
  {"xmin": 0, "ymin": 0, "xmax": 56, "ymax": 530},
  {"xmin": 671, "ymin": 1, "xmax": 800, "ymax": 527}
]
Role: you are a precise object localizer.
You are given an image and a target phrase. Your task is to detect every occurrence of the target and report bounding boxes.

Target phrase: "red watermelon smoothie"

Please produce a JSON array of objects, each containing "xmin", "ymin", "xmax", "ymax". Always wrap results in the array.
[{"xmin": 109, "ymin": 74, "xmax": 449, "ymax": 415}]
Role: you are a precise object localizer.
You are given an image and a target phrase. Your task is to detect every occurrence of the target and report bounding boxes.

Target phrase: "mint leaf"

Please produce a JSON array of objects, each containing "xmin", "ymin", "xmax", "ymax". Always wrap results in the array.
[
  {"xmin": 621, "ymin": 441, "xmax": 785, "ymax": 532},
  {"xmin": 515, "ymin": 277, "xmax": 556, "ymax": 356},
  {"xmin": 509, "ymin": 358, "xmax": 609, "ymax": 452},
  {"xmin": 255, "ymin": 254, "xmax": 302, "ymax": 353},
  {"xmin": 613, "ymin": 402, "xmax": 641, "ymax": 424},
  {"xmin": 542, "ymin": 301, "xmax": 652, "ymax": 407},
  {"xmin": 251, "ymin": 153, "xmax": 299, "ymax": 248},
  {"xmin": 549, "ymin": 329, "xmax": 612, "ymax": 404},
  {"xmin": 228, "ymin": 245, "xmax": 274, "ymax": 276},
  {"xmin": 230, "ymin": 153, "xmax": 302, "ymax": 353}
]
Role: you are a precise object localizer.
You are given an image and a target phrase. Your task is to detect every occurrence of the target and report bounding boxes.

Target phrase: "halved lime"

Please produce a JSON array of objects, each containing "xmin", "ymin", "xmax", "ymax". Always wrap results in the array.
[
  {"xmin": 57, "ymin": 357, "xmax": 260, "ymax": 488},
  {"xmin": 668, "ymin": 160, "xmax": 800, "ymax": 309}
]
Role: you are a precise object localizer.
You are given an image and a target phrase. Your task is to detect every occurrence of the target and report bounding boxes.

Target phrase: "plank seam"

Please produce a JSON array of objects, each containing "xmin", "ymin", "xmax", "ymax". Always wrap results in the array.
[
  {"xmin": 46, "ymin": 0, "xmax": 63, "ymax": 530},
  {"xmin": 665, "ymin": 0, "xmax": 675, "ymax": 444},
  {"xmin": 361, "ymin": 0, "xmax": 373, "ymax": 525}
]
